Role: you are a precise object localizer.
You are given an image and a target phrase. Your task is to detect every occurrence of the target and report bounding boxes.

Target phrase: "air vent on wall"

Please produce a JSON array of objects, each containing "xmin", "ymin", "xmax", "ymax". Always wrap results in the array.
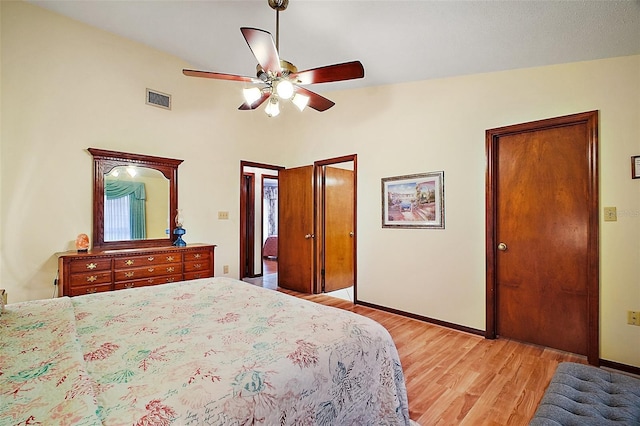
[{"xmin": 146, "ymin": 88, "xmax": 171, "ymax": 110}]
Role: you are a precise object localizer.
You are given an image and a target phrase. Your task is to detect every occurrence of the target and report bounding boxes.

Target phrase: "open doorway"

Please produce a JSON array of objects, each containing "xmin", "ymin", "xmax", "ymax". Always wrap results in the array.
[
  {"xmin": 240, "ymin": 156, "xmax": 356, "ymax": 301},
  {"xmin": 262, "ymin": 175, "xmax": 278, "ymax": 279},
  {"xmin": 240, "ymin": 161, "xmax": 283, "ymax": 284},
  {"xmin": 316, "ymin": 156, "xmax": 356, "ymax": 302},
  {"xmin": 277, "ymin": 155, "xmax": 356, "ymax": 301}
]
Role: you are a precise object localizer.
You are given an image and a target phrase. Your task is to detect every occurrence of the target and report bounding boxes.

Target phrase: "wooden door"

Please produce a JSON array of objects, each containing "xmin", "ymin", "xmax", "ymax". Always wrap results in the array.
[
  {"xmin": 486, "ymin": 111, "xmax": 599, "ymax": 365},
  {"xmin": 278, "ymin": 166, "xmax": 315, "ymax": 293},
  {"xmin": 240, "ymin": 172, "xmax": 255, "ymax": 278},
  {"xmin": 323, "ymin": 166, "xmax": 355, "ymax": 293}
]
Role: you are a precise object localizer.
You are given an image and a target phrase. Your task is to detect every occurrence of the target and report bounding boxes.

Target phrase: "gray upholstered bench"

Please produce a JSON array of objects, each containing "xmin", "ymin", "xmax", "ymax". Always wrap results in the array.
[{"xmin": 530, "ymin": 362, "xmax": 640, "ymax": 425}]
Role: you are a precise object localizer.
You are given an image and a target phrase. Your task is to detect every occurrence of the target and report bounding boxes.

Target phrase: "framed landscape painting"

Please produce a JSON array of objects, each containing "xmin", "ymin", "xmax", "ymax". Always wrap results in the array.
[{"xmin": 381, "ymin": 171, "xmax": 444, "ymax": 229}]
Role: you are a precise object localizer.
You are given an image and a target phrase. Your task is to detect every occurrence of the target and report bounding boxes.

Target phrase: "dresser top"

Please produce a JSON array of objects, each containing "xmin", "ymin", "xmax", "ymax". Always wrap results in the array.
[{"xmin": 57, "ymin": 243, "xmax": 215, "ymax": 259}]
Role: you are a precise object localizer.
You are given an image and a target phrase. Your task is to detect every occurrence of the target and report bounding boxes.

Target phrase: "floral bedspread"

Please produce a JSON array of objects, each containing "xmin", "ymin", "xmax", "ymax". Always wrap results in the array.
[
  {"xmin": 1, "ymin": 277, "xmax": 410, "ymax": 425},
  {"xmin": 0, "ymin": 298, "xmax": 102, "ymax": 426}
]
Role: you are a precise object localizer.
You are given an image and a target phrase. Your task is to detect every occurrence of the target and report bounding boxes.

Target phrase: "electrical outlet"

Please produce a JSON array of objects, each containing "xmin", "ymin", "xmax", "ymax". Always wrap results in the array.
[
  {"xmin": 223, "ymin": 265, "xmax": 229, "ymax": 274},
  {"xmin": 218, "ymin": 211, "xmax": 229, "ymax": 220},
  {"xmin": 628, "ymin": 311, "xmax": 640, "ymax": 326},
  {"xmin": 603, "ymin": 207, "xmax": 617, "ymax": 222}
]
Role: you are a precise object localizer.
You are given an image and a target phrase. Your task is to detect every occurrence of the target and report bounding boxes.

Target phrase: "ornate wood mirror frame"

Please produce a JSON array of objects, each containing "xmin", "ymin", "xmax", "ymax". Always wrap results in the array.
[{"xmin": 89, "ymin": 148, "xmax": 183, "ymax": 250}]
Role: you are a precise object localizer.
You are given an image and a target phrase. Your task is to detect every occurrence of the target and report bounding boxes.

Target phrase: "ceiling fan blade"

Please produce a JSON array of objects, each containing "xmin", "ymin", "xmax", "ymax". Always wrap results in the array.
[
  {"xmin": 238, "ymin": 92, "xmax": 270, "ymax": 110},
  {"xmin": 295, "ymin": 87, "xmax": 335, "ymax": 112},
  {"xmin": 292, "ymin": 61, "xmax": 364, "ymax": 85},
  {"xmin": 183, "ymin": 69, "xmax": 260, "ymax": 83},
  {"xmin": 240, "ymin": 27, "xmax": 281, "ymax": 74}
]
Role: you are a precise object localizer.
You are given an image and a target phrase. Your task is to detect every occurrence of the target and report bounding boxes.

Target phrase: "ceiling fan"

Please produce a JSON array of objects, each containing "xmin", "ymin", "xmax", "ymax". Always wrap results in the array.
[{"xmin": 182, "ymin": 0, "xmax": 365, "ymax": 117}]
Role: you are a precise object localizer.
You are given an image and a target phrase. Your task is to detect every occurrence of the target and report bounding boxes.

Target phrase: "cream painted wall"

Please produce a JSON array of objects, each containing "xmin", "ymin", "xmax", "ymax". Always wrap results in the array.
[
  {"xmin": 0, "ymin": 1, "xmax": 291, "ymax": 302},
  {"xmin": 2, "ymin": 1, "xmax": 638, "ymax": 367},
  {"xmin": 285, "ymin": 57, "xmax": 640, "ymax": 368}
]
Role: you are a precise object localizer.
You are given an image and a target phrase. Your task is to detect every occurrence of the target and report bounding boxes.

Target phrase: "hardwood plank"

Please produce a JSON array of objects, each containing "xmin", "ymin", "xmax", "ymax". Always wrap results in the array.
[{"xmin": 274, "ymin": 287, "xmax": 588, "ymax": 425}]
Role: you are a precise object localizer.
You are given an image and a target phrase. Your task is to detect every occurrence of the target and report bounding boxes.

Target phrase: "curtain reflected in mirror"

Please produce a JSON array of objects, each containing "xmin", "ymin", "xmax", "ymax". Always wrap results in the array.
[{"xmin": 104, "ymin": 166, "xmax": 169, "ymax": 242}]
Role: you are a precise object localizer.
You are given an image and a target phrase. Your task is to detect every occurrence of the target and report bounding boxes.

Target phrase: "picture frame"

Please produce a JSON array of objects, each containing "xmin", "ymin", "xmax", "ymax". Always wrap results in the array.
[
  {"xmin": 381, "ymin": 171, "xmax": 444, "ymax": 229},
  {"xmin": 632, "ymin": 155, "xmax": 640, "ymax": 179}
]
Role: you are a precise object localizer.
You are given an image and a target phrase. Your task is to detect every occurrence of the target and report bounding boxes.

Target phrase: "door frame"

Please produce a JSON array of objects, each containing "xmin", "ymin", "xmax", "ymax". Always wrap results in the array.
[
  {"xmin": 313, "ymin": 154, "xmax": 358, "ymax": 296},
  {"xmin": 485, "ymin": 111, "xmax": 599, "ymax": 365},
  {"xmin": 240, "ymin": 161, "xmax": 284, "ymax": 280}
]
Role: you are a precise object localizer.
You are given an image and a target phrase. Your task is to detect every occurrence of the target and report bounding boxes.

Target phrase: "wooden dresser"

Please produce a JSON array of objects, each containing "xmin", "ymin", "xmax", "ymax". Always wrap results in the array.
[{"xmin": 57, "ymin": 244, "xmax": 215, "ymax": 297}]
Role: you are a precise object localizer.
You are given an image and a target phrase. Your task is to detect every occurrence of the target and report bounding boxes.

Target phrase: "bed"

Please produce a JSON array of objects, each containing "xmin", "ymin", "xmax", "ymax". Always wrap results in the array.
[
  {"xmin": 0, "ymin": 277, "xmax": 410, "ymax": 425},
  {"xmin": 262, "ymin": 235, "xmax": 278, "ymax": 258}
]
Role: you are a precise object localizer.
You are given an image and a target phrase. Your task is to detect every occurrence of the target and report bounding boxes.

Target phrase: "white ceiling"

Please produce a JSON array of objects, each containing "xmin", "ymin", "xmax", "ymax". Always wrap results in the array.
[{"xmin": 27, "ymin": 0, "xmax": 640, "ymax": 93}]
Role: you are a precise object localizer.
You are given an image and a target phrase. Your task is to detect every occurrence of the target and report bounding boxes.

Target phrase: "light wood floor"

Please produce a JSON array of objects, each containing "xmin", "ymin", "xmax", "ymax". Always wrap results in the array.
[{"xmin": 277, "ymin": 288, "xmax": 587, "ymax": 426}]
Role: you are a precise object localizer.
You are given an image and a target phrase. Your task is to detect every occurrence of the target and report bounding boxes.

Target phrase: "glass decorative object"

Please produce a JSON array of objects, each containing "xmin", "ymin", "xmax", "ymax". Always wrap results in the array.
[{"xmin": 173, "ymin": 209, "xmax": 186, "ymax": 247}]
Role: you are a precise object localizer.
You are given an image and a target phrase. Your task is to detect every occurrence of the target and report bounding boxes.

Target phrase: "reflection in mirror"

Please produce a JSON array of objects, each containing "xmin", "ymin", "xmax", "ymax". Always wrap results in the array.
[
  {"xmin": 89, "ymin": 148, "xmax": 183, "ymax": 250},
  {"xmin": 104, "ymin": 166, "xmax": 169, "ymax": 242}
]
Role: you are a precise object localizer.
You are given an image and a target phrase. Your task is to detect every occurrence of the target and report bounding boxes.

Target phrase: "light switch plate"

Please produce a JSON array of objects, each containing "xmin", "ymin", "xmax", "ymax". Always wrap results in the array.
[{"xmin": 218, "ymin": 211, "xmax": 229, "ymax": 220}]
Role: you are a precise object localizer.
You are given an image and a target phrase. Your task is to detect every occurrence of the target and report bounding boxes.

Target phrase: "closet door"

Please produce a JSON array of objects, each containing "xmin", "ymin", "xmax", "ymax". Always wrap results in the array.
[
  {"xmin": 323, "ymin": 166, "xmax": 354, "ymax": 293},
  {"xmin": 278, "ymin": 166, "xmax": 314, "ymax": 293}
]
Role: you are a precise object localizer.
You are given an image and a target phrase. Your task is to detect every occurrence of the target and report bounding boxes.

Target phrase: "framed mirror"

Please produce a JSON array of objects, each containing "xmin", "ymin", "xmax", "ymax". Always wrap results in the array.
[{"xmin": 89, "ymin": 148, "xmax": 183, "ymax": 250}]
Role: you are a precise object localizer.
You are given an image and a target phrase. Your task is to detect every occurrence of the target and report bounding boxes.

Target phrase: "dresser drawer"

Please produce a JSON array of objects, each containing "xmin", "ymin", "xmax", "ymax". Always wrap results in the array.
[
  {"xmin": 115, "ymin": 274, "xmax": 183, "ymax": 290},
  {"xmin": 184, "ymin": 250, "xmax": 211, "ymax": 262},
  {"xmin": 184, "ymin": 259, "xmax": 210, "ymax": 273},
  {"xmin": 183, "ymin": 271, "xmax": 212, "ymax": 281},
  {"xmin": 69, "ymin": 283, "xmax": 113, "ymax": 297},
  {"xmin": 114, "ymin": 253, "xmax": 181, "ymax": 270},
  {"xmin": 114, "ymin": 263, "xmax": 183, "ymax": 281},
  {"xmin": 69, "ymin": 271, "xmax": 112, "ymax": 287},
  {"xmin": 69, "ymin": 258, "xmax": 111, "ymax": 273}
]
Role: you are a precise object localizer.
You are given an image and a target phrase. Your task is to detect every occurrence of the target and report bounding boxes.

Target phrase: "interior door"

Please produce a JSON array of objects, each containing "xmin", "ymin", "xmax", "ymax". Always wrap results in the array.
[
  {"xmin": 240, "ymin": 172, "xmax": 255, "ymax": 278},
  {"xmin": 278, "ymin": 166, "xmax": 314, "ymax": 293},
  {"xmin": 322, "ymin": 166, "xmax": 354, "ymax": 293},
  {"xmin": 486, "ymin": 111, "xmax": 599, "ymax": 365}
]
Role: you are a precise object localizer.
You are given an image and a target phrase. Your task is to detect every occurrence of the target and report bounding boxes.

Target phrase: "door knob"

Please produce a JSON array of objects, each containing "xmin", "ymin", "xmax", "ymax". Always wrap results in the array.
[
  {"xmin": 497, "ymin": 242, "xmax": 508, "ymax": 251},
  {"xmin": 304, "ymin": 234, "xmax": 315, "ymax": 239},
  {"xmin": 349, "ymin": 231, "xmax": 355, "ymax": 237}
]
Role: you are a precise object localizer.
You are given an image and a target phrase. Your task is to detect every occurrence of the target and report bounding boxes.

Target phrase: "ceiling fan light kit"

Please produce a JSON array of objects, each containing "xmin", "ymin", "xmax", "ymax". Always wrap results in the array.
[
  {"xmin": 264, "ymin": 96, "xmax": 281, "ymax": 117},
  {"xmin": 182, "ymin": 0, "xmax": 364, "ymax": 117}
]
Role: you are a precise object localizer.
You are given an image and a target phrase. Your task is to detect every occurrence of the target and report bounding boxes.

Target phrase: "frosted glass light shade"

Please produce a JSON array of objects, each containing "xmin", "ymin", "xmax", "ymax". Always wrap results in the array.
[
  {"xmin": 292, "ymin": 93, "xmax": 310, "ymax": 111},
  {"xmin": 243, "ymin": 87, "xmax": 262, "ymax": 105},
  {"xmin": 264, "ymin": 97, "xmax": 280, "ymax": 117},
  {"xmin": 275, "ymin": 79, "xmax": 294, "ymax": 100}
]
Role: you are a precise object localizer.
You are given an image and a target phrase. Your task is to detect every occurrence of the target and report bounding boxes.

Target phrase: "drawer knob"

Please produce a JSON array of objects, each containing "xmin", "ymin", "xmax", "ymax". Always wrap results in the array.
[
  {"xmin": 86, "ymin": 287, "xmax": 97, "ymax": 294},
  {"xmin": 125, "ymin": 260, "xmax": 134, "ymax": 266},
  {"xmin": 125, "ymin": 283, "xmax": 134, "ymax": 289},
  {"xmin": 86, "ymin": 263, "xmax": 97, "ymax": 270},
  {"xmin": 194, "ymin": 263, "xmax": 202, "ymax": 269},
  {"xmin": 166, "ymin": 277, "xmax": 175, "ymax": 283},
  {"xmin": 125, "ymin": 272, "xmax": 134, "ymax": 278},
  {"xmin": 147, "ymin": 257, "xmax": 155, "ymax": 261},
  {"xmin": 166, "ymin": 256, "xmax": 175, "ymax": 262},
  {"xmin": 194, "ymin": 254, "xmax": 202, "ymax": 259},
  {"xmin": 167, "ymin": 267, "xmax": 175, "ymax": 273},
  {"xmin": 148, "ymin": 267, "xmax": 155, "ymax": 272},
  {"xmin": 86, "ymin": 275, "xmax": 97, "ymax": 283}
]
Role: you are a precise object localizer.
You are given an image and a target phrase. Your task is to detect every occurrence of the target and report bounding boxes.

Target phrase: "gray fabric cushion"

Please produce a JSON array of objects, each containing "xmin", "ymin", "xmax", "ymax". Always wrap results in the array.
[{"xmin": 530, "ymin": 362, "xmax": 640, "ymax": 425}]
